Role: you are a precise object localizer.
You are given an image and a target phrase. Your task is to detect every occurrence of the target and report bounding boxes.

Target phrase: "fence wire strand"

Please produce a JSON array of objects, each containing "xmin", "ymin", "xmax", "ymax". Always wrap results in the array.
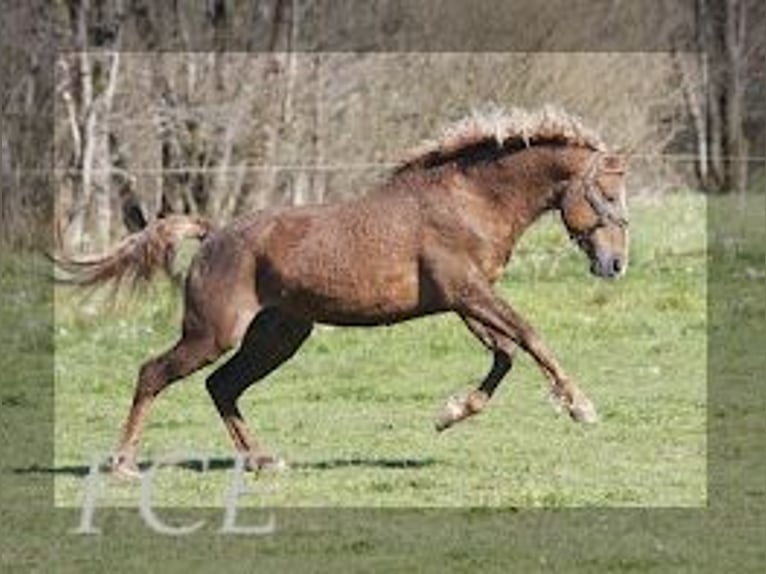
[{"xmin": 23, "ymin": 153, "xmax": 766, "ymax": 178}]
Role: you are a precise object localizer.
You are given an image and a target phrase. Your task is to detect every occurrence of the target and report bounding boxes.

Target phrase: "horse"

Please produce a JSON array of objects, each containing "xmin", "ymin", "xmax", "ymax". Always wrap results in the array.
[{"xmin": 57, "ymin": 106, "xmax": 629, "ymax": 478}]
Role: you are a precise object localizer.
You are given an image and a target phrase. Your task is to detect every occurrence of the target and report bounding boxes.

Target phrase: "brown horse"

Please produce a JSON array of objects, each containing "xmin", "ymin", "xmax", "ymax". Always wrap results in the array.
[{"xmin": 58, "ymin": 106, "xmax": 629, "ymax": 477}]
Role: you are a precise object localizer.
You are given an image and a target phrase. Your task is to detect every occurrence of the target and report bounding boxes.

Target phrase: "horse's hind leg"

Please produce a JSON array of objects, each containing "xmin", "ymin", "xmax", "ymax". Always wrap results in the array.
[
  {"xmin": 435, "ymin": 317, "xmax": 516, "ymax": 431},
  {"xmin": 113, "ymin": 334, "xmax": 220, "ymax": 477},
  {"xmin": 205, "ymin": 308, "xmax": 313, "ymax": 470}
]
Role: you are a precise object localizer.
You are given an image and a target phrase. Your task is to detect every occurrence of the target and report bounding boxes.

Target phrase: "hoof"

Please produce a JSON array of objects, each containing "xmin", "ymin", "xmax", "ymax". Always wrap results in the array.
[
  {"xmin": 569, "ymin": 398, "xmax": 598, "ymax": 424},
  {"xmin": 435, "ymin": 395, "xmax": 467, "ymax": 432},
  {"xmin": 247, "ymin": 455, "xmax": 288, "ymax": 473},
  {"xmin": 549, "ymin": 386, "xmax": 598, "ymax": 424},
  {"xmin": 111, "ymin": 455, "xmax": 142, "ymax": 480}
]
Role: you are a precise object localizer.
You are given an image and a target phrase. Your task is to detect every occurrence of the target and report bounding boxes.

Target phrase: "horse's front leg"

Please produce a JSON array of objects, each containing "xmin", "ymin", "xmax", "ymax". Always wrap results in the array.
[
  {"xmin": 458, "ymin": 281, "xmax": 597, "ymax": 424},
  {"xmin": 435, "ymin": 318, "xmax": 515, "ymax": 431}
]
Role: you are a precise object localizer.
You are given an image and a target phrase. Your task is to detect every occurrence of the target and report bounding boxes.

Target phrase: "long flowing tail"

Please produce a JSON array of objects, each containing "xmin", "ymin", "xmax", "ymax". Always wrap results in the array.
[{"xmin": 52, "ymin": 215, "xmax": 216, "ymax": 290}]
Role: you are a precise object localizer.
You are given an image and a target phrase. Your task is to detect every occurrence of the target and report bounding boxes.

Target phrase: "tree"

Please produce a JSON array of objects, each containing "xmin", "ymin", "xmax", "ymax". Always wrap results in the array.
[
  {"xmin": 57, "ymin": 0, "xmax": 124, "ymax": 252},
  {"xmin": 677, "ymin": 0, "xmax": 763, "ymax": 193}
]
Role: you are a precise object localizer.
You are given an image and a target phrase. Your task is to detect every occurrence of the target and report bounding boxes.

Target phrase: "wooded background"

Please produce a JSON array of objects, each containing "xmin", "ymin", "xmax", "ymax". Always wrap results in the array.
[{"xmin": 0, "ymin": 0, "xmax": 763, "ymax": 252}]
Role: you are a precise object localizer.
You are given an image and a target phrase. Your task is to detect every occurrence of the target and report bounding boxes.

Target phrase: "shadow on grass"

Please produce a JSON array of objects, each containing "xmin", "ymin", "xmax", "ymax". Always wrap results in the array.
[
  {"xmin": 176, "ymin": 456, "xmax": 440, "ymax": 472},
  {"xmin": 12, "ymin": 456, "xmax": 439, "ymax": 477},
  {"xmin": 293, "ymin": 457, "xmax": 438, "ymax": 471}
]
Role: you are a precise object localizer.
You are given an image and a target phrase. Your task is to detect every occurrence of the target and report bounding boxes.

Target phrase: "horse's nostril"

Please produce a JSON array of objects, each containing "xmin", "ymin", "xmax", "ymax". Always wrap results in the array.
[{"xmin": 611, "ymin": 257, "xmax": 623, "ymax": 275}]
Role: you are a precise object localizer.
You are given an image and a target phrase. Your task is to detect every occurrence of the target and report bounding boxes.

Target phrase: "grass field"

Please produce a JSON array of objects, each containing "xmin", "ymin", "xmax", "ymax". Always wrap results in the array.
[{"xmin": 52, "ymin": 192, "xmax": 707, "ymax": 508}]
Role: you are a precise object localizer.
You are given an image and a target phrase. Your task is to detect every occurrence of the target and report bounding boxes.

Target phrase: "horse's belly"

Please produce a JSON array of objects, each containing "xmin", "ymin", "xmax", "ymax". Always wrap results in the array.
[{"xmin": 263, "ymin": 263, "xmax": 426, "ymax": 325}]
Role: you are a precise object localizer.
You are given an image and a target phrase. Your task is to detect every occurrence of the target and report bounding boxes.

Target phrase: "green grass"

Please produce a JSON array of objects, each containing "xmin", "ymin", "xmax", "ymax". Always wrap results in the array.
[
  {"xmin": 52, "ymin": 192, "xmax": 707, "ymax": 508},
  {"xmin": 6, "ymin": 189, "xmax": 765, "ymax": 573}
]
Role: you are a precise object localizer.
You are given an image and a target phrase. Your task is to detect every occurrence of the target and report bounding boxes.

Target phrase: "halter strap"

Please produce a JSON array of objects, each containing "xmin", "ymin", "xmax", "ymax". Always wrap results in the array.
[
  {"xmin": 579, "ymin": 153, "xmax": 629, "ymax": 229},
  {"xmin": 584, "ymin": 186, "xmax": 629, "ymax": 228},
  {"xmin": 566, "ymin": 152, "xmax": 628, "ymax": 248}
]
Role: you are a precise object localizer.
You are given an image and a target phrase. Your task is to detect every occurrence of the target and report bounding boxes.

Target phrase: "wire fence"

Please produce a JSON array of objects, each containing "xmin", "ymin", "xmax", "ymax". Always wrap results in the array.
[{"xmin": 29, "ymin": 153, "xmax": 766, "ymax": 177}]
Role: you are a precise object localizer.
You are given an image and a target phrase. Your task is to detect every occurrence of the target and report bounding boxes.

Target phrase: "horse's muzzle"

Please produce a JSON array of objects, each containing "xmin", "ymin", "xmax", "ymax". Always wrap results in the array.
[{"xmin": 591, "ymin": 253, "xmax": 626, "ymax": 279}]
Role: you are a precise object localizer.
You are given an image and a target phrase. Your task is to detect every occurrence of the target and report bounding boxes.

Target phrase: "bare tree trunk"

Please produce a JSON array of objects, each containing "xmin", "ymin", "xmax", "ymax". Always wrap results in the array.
[
  {"xmin": 209, "ymin": 0, "xmax": 227, "ymax": 92},
  {"xmin": 236, "ymin": 0, "xmax": 291, "ymax": 212},
  {"xmin": 698, "ymin": 0, "xmax": 727, "ymax": 191},
  {"xmin": 59, "ymin": 0, "xmax": 124, "ymax": 252},
  {"xmin": 63, "ymin": 0, "xmax": 94, "ymax": 252},
  {"xmin": 136, "ymin": 4, "xmax": 199, "ymax": 219},
  {"xmin": 0, "ymin": 129, "xmax": 10, "ymax": 239},
  {"xmin": 154, "ymin": 56, "xmax": 196, "ymax": 217},
  {"xmin": 696, "ymin": 53, "xmax": 710, "ymax": 184},
  {"xmin": 707, "ymin": 85, "xmax": 725, "ymax": 189},
  {"xmin": 695, "ymin": 0, "xmax": 752, "ymax": 194},
  {"xmin": 92, "ymin": 50, "xmax": 121, "ymax": 249},
  {"xmin": 310, "ymin": 53, "xmax": 326, "ymax": 204},
  {"xmin": 675, "ymin": 51, "xmax": 709, "ymax": 186},
  {"xmin": 724, "ymin": 0, "xmax": 748, "ymax": 196},
  {"xmin": 282, "ymin": 0, "xmax": 310, "ymax": 206}
]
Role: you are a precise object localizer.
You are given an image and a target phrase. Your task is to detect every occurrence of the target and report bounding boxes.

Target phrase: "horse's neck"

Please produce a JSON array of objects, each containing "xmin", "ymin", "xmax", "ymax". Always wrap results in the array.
[{"xmin": 478, "ymin": 146, "xmax": 572, "ymax": 247}]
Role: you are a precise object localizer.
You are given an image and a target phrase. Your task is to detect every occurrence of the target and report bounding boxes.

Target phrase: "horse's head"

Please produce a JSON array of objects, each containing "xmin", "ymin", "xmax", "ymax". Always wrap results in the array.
[{"xmin": 560, "ymin": 152, "xmax": 629, "ymax": 279}]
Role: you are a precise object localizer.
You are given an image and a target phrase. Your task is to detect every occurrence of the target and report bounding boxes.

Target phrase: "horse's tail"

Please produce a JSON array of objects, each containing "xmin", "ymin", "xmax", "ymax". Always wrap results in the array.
[{"xmin": 52, "ymin": 214, "xmax": 216, "ymax": 291}]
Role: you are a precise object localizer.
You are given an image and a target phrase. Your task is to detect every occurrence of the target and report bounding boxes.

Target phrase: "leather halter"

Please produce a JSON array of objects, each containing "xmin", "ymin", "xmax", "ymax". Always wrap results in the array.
[{"xmin": 567, "ymin": 152, "xmax": 628, "ymax": 247}]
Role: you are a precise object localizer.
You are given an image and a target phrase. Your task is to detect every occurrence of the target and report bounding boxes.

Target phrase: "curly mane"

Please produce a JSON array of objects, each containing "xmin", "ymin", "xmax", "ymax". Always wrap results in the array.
[{"xmin": 396, "ymin": 104, "xmax": 606, "ymax": 173}]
